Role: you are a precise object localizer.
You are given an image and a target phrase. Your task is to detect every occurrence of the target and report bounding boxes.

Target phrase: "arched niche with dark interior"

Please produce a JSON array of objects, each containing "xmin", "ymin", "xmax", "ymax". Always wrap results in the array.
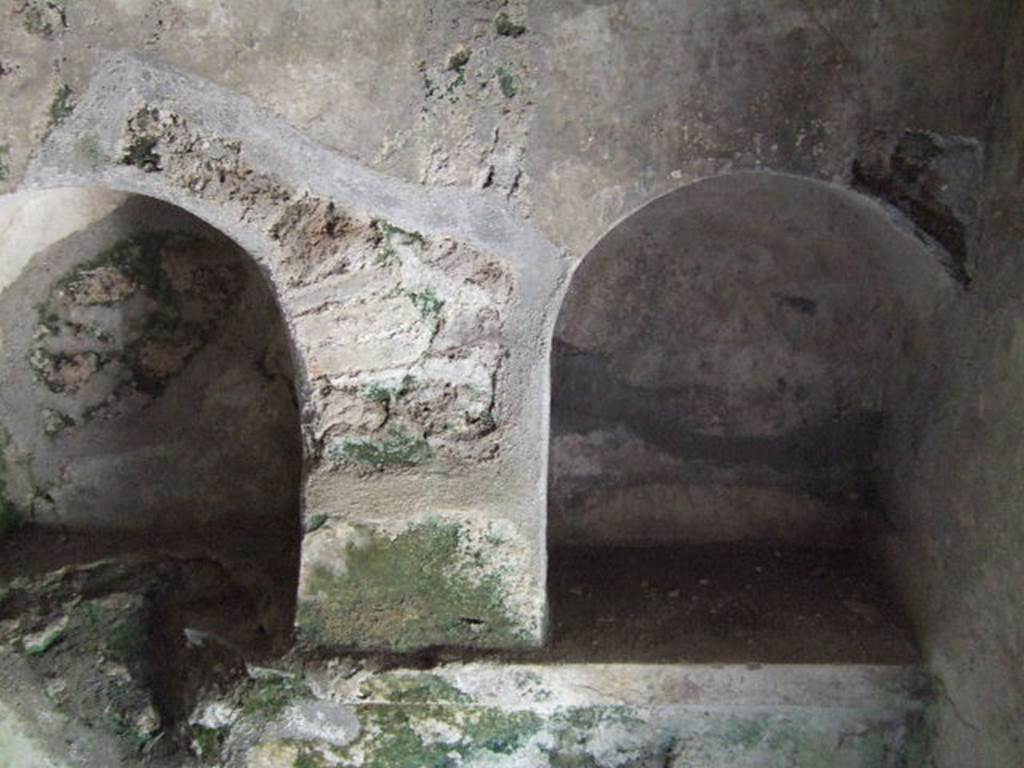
[
  {"xmin": 547, "ymin": 173, "xmax": 955, "ymax": 662},
  {"xmin": 0, "ymin": 188, "xmax": 302, "ymax": 723}
]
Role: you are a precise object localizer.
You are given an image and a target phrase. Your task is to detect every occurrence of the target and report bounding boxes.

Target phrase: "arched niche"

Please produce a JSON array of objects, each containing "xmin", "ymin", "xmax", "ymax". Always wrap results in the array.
[
  {"xmin": 545, "ymin": 172, "xmax": 954, "ymax": 662},
  {"xmin": 0, "ymin": 187, "xmax": 303, "ymax": 649}
]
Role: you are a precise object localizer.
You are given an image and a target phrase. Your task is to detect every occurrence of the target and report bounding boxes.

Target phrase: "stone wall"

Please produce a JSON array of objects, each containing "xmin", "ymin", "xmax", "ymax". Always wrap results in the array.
[
  {"xmin": 2, "ymin": 53, "xmax": 565, "ymax": 651},
  {"xmin": 0, "ymin": 4, "xmax": 1021, "ymax": 763}
]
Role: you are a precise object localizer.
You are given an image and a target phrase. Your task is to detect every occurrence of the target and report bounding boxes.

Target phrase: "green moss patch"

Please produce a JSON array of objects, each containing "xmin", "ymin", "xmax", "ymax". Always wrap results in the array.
[
  {"xmin": 0, "ymin": 498, "xmax": 21, "ymax": 538},
  {"xmin": 189, "ymin": 724, "xmax": 226, "ymax": 761},
  {"xmin": 73, "ymin": 597, "xmax": 149, "ymax": 667},
  {"xmin": 292, "ymin": 750, "xmax": 327, "ymax": 768},
  {"xmin": 360, "ymin": 672, "xmax": 470, "ymax": 704},
  {"xmin": 48, "ymin": 83, "xmax": 73, "ymax": 126},
  {"xmin": 122, "ymin": 135, "xmax": 161, "ymax": 171},
  {"xmin": 365, "ymin": 375, "xmax": 416, "ymax": 406},
  {"xmin": 407, "ymin": 289, "xmax": 445, "ymax": 318},
  {"xmin": 447, "ymin": 48, "xmax": 471, "ymax": 72},
  {"xmin": 237, "ymin": 674, "xmax": 311, "ymax": 718},
  {"xmin": 299, "ymin": 520, "xmax": 525, "ymax": 650},
  {"xmin": 331, "ymin": 705, "xmax": 542, "ymax": 768},
  {"xmin": 371, "ymin": 219, "xmax": 425, "ymax": 267},
  {"xmin": 497, "ymin": 67, "xmax": 518, "ymax": 98},
  {"xmin": 20, "ymin": 0, "xmax": 66, "ymax": 39},
  {"xmin": 23, "ymin": 616, "xmax": 67, "ymax": 656},
  {"xmin": 327, "ymin": 427, "xmax": 434, "ymax": 469},
  {"xmin": 495, "ymin": 12, "xmax": 527, "ymax": 37}
]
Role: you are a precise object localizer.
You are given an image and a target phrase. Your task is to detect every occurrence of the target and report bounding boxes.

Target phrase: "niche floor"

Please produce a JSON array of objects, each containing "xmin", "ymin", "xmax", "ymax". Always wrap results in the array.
[
  {"xmin": 0, "ymin": 522, "xmax": 299, "ymax": 656},
  {"xmin": 542, "ymin": 545, "xmax": 917, "ymax": 664}
]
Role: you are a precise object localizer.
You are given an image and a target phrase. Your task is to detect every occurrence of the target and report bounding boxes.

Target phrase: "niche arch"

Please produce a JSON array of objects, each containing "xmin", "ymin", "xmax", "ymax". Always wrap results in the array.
[
  {"xmin": 544, "ymin": 172, "xmax": 955, "ymax": 661},
  {"xmin": 0, "ymin": 186, "xmax": 305, "ymax": 648}
]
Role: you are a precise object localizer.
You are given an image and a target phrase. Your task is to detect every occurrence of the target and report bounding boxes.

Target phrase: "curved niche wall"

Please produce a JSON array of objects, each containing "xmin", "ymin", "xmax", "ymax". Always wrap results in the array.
[
  {"xmin": 0, "ymin": 188, "xmax": 302, "ymax": 647},
  {"xmin": 547, "ymin": 173, "xmax": 955, "ymax": 662}
]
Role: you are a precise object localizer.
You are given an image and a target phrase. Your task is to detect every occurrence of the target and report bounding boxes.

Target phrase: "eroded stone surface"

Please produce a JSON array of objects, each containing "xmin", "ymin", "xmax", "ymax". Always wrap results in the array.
[
  {"xmin": 29, "ymin": 230, "xmax": 245, "ymax": 419},
  {"xmin": 184, "ymin": 663, "xmax": 930, "ymax": 768},
  {"xmin": 298, "ymin": 515, "xmax": 537, "ymax": 650},
  {"xmin": 110, "ymin": 102, "xmax": 515, "ymax": 474}
]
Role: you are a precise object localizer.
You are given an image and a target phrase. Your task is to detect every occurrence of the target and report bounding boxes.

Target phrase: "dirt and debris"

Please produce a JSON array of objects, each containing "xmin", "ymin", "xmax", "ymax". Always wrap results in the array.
[
  {"xmin": 543, "ymin": 545, "xmax": 918, "ymax": 664},
  {"xmin": 0, "ymin": 520, "xmax": 921, "ymax": 767},
  {"xmin": 0, "ymin": 520, "xmax": 300, "ymax": 765}
]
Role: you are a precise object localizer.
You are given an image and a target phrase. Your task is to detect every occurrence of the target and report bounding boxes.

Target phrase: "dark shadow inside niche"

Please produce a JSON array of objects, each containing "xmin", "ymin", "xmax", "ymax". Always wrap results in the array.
[
  {"xmin": 0, "ymin": 189, "xmax": 302, "ymax": 746},
  {"xmin": 545, "ymin": 173, "xmax": 956, "ymax": 664}
]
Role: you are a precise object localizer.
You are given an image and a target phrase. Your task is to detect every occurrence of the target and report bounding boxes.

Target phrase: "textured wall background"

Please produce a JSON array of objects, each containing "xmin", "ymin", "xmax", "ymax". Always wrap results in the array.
[
  {"xmin": 880, "ymin": 5, "xmax": 1024, "ymax": 764},
  {"xmin": 0, "ymin": 0, "xmax": 1012, "ymax": 250},
  {"xmin": 0, "ymin": 1, "xmax": 1021, "ymax": 762}
]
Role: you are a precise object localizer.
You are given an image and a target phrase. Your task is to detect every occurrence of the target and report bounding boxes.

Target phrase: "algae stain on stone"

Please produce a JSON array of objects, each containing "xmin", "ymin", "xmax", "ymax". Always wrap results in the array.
[
  {"xmin": 47, "ymin": 84, "xmax": 73, "ymax": 128},
  {"xmin": 361, "ymin": 672, "xmax": 470, "ymax": 704},
  {"xmin": 497, "ymin": 67, "xmax": 518, "ymax": 98},
  {"xmin": 299, "ymin": 520, "xmax": 526, "ymax": 650},
  {"xmin": 329, "ymin": 705, "xmax": 542, "ymax": 768},
  {"xmin": 32, "ymin": 231, "xmax": 244, "ymax": 412},
  {"xmin": 326, "ymin": 427, "xmax": 434, "ymax": 469}
]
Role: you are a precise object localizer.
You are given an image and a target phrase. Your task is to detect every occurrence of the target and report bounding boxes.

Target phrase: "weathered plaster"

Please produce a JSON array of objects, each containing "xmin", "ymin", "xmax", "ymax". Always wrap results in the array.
[
  {"xmin": 0, "ymin": 191, "xmax": 301, "ymax": 533},
  {"xmin": 878, "ymin": 5, "xmax": 1024, "ymax": 765},
  {"xmin": 551, "ymin": 172, "xmax": 956, "ymax": 546},
  {"xmin": 11, "ymin": 53, "xmax": 567, "ymax": 648},
  {"xmin": 0, "ymin": 3, "xmax": 1021, "ymax": 763}
]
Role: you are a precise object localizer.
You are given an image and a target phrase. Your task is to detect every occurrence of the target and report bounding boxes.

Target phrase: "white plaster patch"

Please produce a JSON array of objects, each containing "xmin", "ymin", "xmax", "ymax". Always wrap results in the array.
[
  {"xmin": 192, "ymin": 701, "xmax": 239, "ymax": 729},
  {"xmin": 296, "ymin": 293, "xmax": 433, "ymax": 375},
  {"xmin": 298, "ymin": 522, "xmax": 368, "ymax": 595},
  {"xmin": 269, "ymin": 700, "xmax": 360, "ymax": 748},
  {"xmin": 411, "ymin": 716, "xmax": 464, "ymax": 747},
  {"xmin": 0, "ymin": 189, "xmax": 128, "ymax": 293}
]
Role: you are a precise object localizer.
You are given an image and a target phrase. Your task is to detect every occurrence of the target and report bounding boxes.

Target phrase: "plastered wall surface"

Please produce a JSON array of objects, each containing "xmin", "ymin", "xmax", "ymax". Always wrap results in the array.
[
  {"xmin": 551, "ymin": 172, "xmax": 954, "ymax": 547},
  {"xmin": 0, "ymin": 191, "xmax": 301, "ymax": 533},
  {"xmin": 879, "ymin": 6, "xmax": 1024, "ymax": 766},
  {"xmin": 1, "ymin": 52, "xmax": 567, "ymax": 650},
  {"xmin": 0, "ymin": 2, "xmax": 1021, "ymax": 764},
  {"xmin": 0, "ymin": 1, "xmax": 1012, "ymax": 249}
]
